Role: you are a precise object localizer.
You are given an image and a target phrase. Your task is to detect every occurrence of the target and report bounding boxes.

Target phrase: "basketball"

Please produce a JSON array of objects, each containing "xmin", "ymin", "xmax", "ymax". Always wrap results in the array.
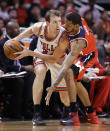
[{"xmin": 3, "ymin": 40, "xmax": 23, "ymax": 60}]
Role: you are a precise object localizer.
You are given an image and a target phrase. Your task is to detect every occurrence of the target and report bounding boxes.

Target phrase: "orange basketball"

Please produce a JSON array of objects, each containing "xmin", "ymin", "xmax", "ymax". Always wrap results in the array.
[{"xmin": 4, "ymin": 40, "xmax": 23, "ymax": 60}]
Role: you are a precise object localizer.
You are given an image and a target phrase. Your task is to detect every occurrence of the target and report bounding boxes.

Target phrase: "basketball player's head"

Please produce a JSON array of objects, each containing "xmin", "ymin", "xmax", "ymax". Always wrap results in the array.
[
  {"xmin": 45, "ymin": 10, "xmax": 61, "ymax": 31},
  {"xmin": 6, "ymin": 21, "xmax": 20, "ymax": 38},
  {"xmin": 65, "ymin": 12, "xmax": 81, "ymax": 33}
]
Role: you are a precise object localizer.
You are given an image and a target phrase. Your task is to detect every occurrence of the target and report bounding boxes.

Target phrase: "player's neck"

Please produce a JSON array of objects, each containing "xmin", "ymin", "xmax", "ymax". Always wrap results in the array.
[{"xmin": 46, "ymin": 26, "xmax": 59, "ymax": 38}]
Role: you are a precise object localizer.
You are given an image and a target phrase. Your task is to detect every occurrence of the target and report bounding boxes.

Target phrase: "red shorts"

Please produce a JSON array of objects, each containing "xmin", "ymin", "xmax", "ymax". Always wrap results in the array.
[{"xmin": 71, "ymin": 51, "xmax": 98, "ymax": 82}]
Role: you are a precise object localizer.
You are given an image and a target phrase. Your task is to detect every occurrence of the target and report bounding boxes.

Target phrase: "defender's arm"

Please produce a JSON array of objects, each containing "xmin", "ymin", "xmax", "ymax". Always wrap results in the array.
[{"xmin": 52, "ymin": 39, "xmax": 86, "ymax": 87}]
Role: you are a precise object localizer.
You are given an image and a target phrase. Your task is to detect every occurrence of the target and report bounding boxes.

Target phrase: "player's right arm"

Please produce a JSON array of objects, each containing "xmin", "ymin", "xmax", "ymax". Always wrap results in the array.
[{"xmin": 14, "ymin": 22, "xmax": 43, "ymax": 41}]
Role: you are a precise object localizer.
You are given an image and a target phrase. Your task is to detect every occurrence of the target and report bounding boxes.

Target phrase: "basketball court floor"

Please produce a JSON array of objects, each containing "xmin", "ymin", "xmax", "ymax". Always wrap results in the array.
[{"xmin": 0, "ymin": 118, "xmax": 110, "ymax": 131}]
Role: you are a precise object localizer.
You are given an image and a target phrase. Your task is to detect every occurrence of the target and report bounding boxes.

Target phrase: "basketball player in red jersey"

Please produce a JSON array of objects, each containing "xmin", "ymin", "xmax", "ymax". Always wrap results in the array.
[{"xmin": 46, "ymin": 12, "xmax": 102, "ymax": 125}]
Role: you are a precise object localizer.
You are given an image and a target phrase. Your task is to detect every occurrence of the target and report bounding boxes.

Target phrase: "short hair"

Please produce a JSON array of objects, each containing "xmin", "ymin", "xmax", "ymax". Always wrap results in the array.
[
  {"xmin": 66, "ymin": 12, "xmax": 81, "ymax": 25},
  {"xmin": 45, "ymin": 10, "xmax": 61, "ymax": 22}
]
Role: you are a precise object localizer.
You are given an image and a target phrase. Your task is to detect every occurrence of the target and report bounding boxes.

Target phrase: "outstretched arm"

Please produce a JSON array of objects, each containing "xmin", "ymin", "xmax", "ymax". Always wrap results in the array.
[
  {"xmin": 14, "ymin": 22, "xmax": 42, "ymax": 41},
  {"xmin": 46, "ymin": 39, "xmax": 86, "ymax": 105}
]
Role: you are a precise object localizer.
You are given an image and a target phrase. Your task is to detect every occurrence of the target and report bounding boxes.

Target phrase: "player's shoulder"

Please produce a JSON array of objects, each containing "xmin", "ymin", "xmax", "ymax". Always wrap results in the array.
[
  {"xmin": 33, "ymin": 22, "xmax": 44, "ymax": 29},
  {"xmin": 32, "ymin": 22, "xmax": 44, "ymax": 35}
]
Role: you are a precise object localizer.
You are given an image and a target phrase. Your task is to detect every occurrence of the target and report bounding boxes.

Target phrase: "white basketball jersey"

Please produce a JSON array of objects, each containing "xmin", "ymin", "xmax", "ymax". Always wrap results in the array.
[
  {"xmin": 37, "ymin": 22, "xmax": 65, "ymax": 54},
  {"xmin": 33, "ymin": 22, "xmax": 67, "ymax": 90}
]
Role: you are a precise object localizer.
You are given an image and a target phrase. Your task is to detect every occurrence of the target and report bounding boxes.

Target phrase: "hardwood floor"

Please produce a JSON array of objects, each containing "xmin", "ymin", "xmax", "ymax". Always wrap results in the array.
[{"xmin": 0, "ymin": 119, "xmax": 110, "ymax": 131}]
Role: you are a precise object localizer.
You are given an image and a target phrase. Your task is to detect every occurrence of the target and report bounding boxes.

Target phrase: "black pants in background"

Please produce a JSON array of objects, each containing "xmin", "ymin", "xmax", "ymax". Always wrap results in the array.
[{"xmin": 2, "ymin": 78, "xmax": 24, "ymax": 118}]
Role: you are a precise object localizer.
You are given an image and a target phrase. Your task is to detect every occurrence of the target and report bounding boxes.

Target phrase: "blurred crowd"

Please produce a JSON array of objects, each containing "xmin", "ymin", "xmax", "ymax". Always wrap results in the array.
[
  {"xmin": 0, "ymin": 0, "xmax": 110, "ymax": 44},
  {"xmin": 0, "ymin": 0, "xmax": 110, "ymax": 120}
]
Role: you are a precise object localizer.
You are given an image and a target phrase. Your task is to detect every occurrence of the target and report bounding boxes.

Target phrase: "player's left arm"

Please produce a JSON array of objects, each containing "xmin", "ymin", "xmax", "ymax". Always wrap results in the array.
[{"xmin": 52, "ymin": 39, "xmax": 87, "ymax": 87}]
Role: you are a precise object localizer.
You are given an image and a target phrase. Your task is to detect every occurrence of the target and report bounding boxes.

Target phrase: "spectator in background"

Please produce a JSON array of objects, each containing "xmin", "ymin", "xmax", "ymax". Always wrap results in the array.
[
  {"xmin": 0, "ymin": 29, "xmax": 3, "ymax": 40},
  {"xmin": 56, "ymin": 0, "xmax": 76, "ymax": 25},
  {"xmin": 83, "ymin": 35, "xmax": 110, "ymax": 117},
  {"xmin": 83, "ymin": 10, "xmax": 95, "ymax": 29},
  {"xmin": 0, "ymin": 0, "xmax": 9, "ymax": 22},
  {"xmin": 8, "ymin": 7, "xmax": 17, "ymax": 19},
  {"xmin": 79, "ymin": 0, "xmax": 101, "ymax": 23},
  {"xmin": 0, "ymin": 18, "xmax": 5, "ymax": 39},
  {"xmin": 92, "ymin": 23, "xmax": 105, "ymax": 46},
  {"xmin": 97, "ymin": 35, "xmax": 110, "ymax": 67},
  {"xmin": 47, "ymin": 0, "xmax": 58, "ymax": 9},
  {"xmin": 100, "ymin": 11, "xmax": 110, "ymax": 40},
  {"xmin": 0, "ymin": 18, "xmax": 5, "ymax": 29},
  {"xmin": 92, "ymin": 10, "xmax": 110, "ymax": 46},
  {"xmin": 0, "ymin": 21, "xmax": 24, "ymax": 119},
  {"xmin": 65, "ymin": 0, "xmax": 76, "ymax": 13},
  {"xmin": 23, "ymin": 0, "xmax": 32, "ymax": 10},
  {"xmin": 57, "ymin": 2, "xmax": 66, "ymax": 24},
  {"xmin": 32, "ymin": 0, "xmax": 40, "ymax": 5},
  {"xmin": 25, "ymin": 4, "xmax": 44, "ymax": 27},
  {"xmin": 17, "ymin": 0, "xmax": 27, "ymax": 26},
  {"xmin": 40, "ymin": 0, "xmax": 48, "ymax": 8},
  {"xmin": 41, "ymin": 0, "xmax": 58, "ymax": 16},
  {"xmin": 0, "ymin": 21, "xmax": 34, "ymax": 119},
  {"xmin": 9, "ymin": 16, "xmax": 18, "ymax": 23}
]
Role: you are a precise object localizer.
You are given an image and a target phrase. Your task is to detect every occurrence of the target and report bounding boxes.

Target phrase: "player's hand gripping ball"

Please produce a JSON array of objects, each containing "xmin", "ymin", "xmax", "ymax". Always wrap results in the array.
[{"xmin": 4, "ymin": 39, "xmax": 23, "ymax": 60}]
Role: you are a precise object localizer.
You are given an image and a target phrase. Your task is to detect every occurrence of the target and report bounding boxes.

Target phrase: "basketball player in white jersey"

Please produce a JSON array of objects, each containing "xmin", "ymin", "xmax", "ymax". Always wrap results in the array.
[{"xmin": 7, "ymin": 10, "xmax": 70, "ymax": 125}]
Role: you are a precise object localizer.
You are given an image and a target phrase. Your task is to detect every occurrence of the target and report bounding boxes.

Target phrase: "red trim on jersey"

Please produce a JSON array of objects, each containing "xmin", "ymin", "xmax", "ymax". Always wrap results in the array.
[{"xmin": 37, "ymin": 22, "xmax": 43, "ymax": 37}]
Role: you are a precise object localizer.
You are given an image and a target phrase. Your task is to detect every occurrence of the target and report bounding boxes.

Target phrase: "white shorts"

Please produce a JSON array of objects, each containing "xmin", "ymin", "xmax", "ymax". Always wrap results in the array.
[{"xmin": 33, "ymin": 57, "xmax": 67, "ymax": 88}]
